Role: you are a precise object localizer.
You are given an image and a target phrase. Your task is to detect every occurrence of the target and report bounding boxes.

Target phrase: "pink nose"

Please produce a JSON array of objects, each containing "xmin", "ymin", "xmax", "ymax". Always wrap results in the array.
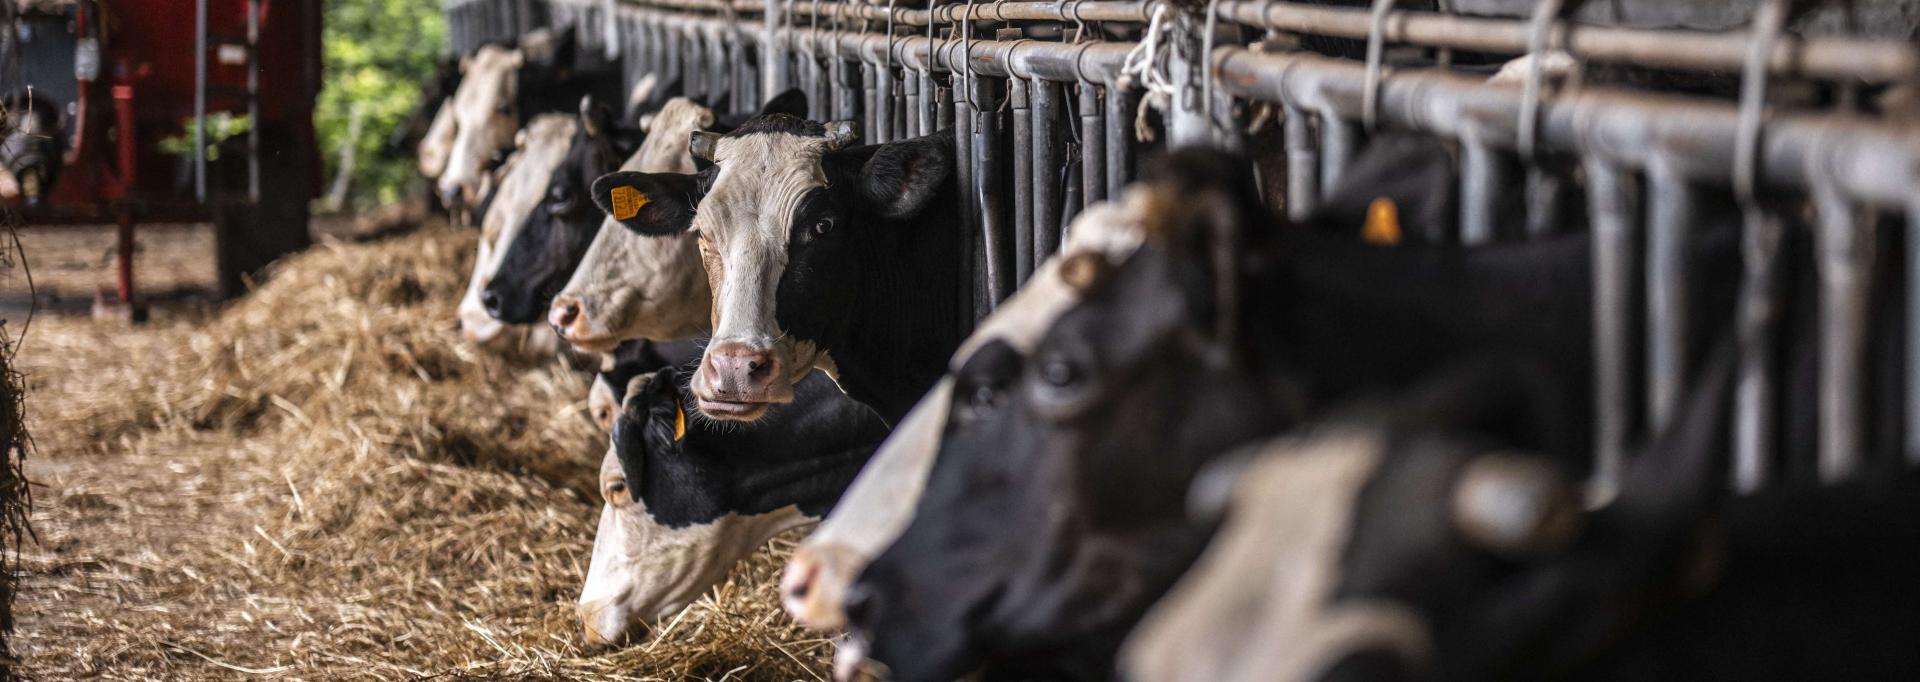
[
  {"xmin": 549, "ymin": 298, "xmax": 583, "ymax": 333},
  {"xmin": 701, "ymin": 342, "xmax": 781, "ymax": 403}
]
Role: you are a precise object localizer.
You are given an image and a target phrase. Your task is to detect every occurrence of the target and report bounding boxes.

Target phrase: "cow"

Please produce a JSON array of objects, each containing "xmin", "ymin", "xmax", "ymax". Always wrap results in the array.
[
  {"xmin": 586, "ymin": 338, "xmax": 705, "ymax": 431},
  {"xmin": 457, "ymin": 113, "xmax": 578, "ymax": 351},
  {"xmin": 432, "ymin": 26, "xmax": 620, "ymax": 212},
  {"xmin": 1125, "ymin": 351, "xmax": 1920, "ymax": 682},
  {"xmin": 779, "ymin": 198, "xmax": 1149, "ymax": 632},
  {"xmin": 836, "ymin": 148, "xmax": 1744, "ymax": 682},
  {"xmin": 577, "ymin": 365, "xmax": 890, "ymax": 647},
  {"xmin": 539, "ymin": 89, "xmax": 812, "ymax": 351},
  {"xmin": 589, "ymin": 118, "xmax": 965, "ymax": 424}
]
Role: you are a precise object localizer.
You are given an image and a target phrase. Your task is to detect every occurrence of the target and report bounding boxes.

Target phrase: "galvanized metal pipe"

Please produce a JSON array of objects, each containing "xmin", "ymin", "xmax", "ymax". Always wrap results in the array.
[
  {"xmin": 1216, "ymin": 0, "xmax": 1920, "ymax": 86},
  {"xmin": 1079, "ymin": 84, "xmax": 1106, "ymax": 208},
  {"xmin": 1813, "ymin": 180, "xmax": 1874, "ymax": 482},
  {"xmin": 954, "ymin": 76, "xmax": 980, "ymax": 312},
  {"xmin": 876, "ymin": 65, "xmax": 896, "ymax": 143},
  {"xmin": 1033, "ymin": 79, "xmax": 1066, "ymax": 262},
  {"xmin": 905, "ymin": 69, "xmax": 923, "ymax": 137},
  {"xmin": 862, "ymin": 62, "xmax": 879, "ymax": 142},
  {"xmin": 1645, "ymin": 158, "xmax": 1692, "ymax": 434},
  {"xmin": 1734, "ymin": 207, "xmax": 1782, "ymax": 493},
  {"xmin": 832, "ymin": 55, "xmax": 860, "ymax": 120},
  {"xmin": 973, "ymin": 76, "xmax": 1014, "ymax": 306},
  {"xmin": 1585, "ymin": 158, "xmax": 1637, "ymax": 504},
  {"xmin": 1283, "ymin": 104, "xmax": 1318, "ymax": 222},
  {"xmin": 1011, "ymin": 77, "xmax": 1035, "ymax": 285},
  {"xmin": 1318, "ymin": 109, "xmax": 1356, "ymax": 203},
  {"xmin": 1105, "ymin": 86, "xmax": 1134, "ymax": 198},
  {"xmin": 1458, "ymin": 136, "xmax": 1505, "ymax": 245},
  {"xmin": 1910, "ymin": 197, "xmax": 1920, "ymax": 466}
]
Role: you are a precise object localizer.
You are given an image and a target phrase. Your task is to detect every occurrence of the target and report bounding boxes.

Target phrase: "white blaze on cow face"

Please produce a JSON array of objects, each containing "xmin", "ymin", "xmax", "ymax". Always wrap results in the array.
[
  {"xmin": 418, "ymin": 100, "xmax": 458, "ymax": 179},
  {"xmin": 458, "ymin": 115, "xmax": 576, "ymax": 347},
  {"xmin": 780, "ymin": 198, "xmax": 1149, "ymax": 631},
  {"xmin": 436, "ymin": 44, "xmax": 524, "ymax": 208},
  {"xmin": 550, "ymin": 98, "xmax": 717, "ymax": 351},
  {"xmin": 684, "ymin": 128, "xmax": 852, "ymax": 420},
  {"xmin": 1122, "ymin": 432, "xmax": 1432, "ymax": 682},
  {"xmin": 576, "ymin": 406, "xmax": 815, "ymax": 647}
]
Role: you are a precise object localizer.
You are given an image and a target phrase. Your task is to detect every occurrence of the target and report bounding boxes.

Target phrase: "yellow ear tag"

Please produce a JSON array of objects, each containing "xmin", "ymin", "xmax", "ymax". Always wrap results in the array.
[
  {"xmin": 672, "ymin": 404, "xmax": 686, "ymax": 441},
  {"xmin": 1363, "ymin": 196, "xmax": 1402, "ymax": 246},
  {"xmin": 610, "ymin": 185, "xmax": 650, "ymax": 221}
]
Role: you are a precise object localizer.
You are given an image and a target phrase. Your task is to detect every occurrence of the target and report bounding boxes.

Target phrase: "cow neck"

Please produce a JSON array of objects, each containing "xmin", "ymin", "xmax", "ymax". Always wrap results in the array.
[{"xmin": 818, "ymin": 181, "xmax": 966, "ymax": 425}]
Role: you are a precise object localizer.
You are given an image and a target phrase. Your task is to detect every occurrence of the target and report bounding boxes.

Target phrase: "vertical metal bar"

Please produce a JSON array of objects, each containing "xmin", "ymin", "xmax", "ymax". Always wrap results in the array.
[
  {"xmin": 763, "ymin": 0, "xmax": 788, "ymax": 96},
  {"xmin": 1284, "ymin": 104, "xmax": 1319, "ymax": 222},
  {"xmin": 1032, "ymin": 79, "xmax": 1065, "ymax": 262},
  {"xmin": 1645, "ymin": 159, "xmax": 1693, "ymax": 435},
  {"xmin": 905, "ymin": 70, "xmax": 923, "ymax": 138},
  {"xmin": 1104, "ymin": 86, "xmax": 1133, "ymax": 200},
  {"xmin": 193, "ymin": 0, "xmax": 208, "ymax": 201},
  {"xmin": 1080, "ymin": 84, "xmax": 1106, "ymax": 208},
  {"xmin": 1813, "ymin": 182, "xmax": 1873, "ymax": 482},
  {"xmin": 246, "ymin": 0, "xmax": 260, "ymax": 202},
  {"xmin": 1011, "ymin": 78, "xmax": 1034, "ymax": 285},
  {"xmin": 1459, "ymin": 137, "xmax": 1505, "ymax": 245},
  {"xmin": 1585, "ymin": 159, "xmax": 1638, "ymax": 504},
  {"xmin": 955, "ymin": 77, "xmax": 979, "ymax": 315},
  {"xmin": 877, "ymin": 66, "xmax": 896, "ymax": 143},
  {"xmin": 709, "ymin": 28, "xmax": 730, "ymax": 109},
  {"xmin": 1318, "ymin": 110, "xmax": 1356, "ymax": 201},
  {"xmin": 1910, "ymin": 198, "xmax": 1920, "ymax": 466},
  {"xmin": 1734, "ymin": 209, "xmax": 1783, "ymax": 492},
  {"xmin": 920, "ymin": 69, "xmax": 939, "ymax": 136},
  {"xmin": 974, "ymin": 76, "xmax": 1013, "ymax": 307},
  {"xmin": 833, "ymin": 56, "xmax": 860, "ymax": 121},
  {"xmin": 862, "ymin": 63, "xmax": 879, "ymax": 142},
  {"xmin": 936, "ymin": 83, "xmax": 954, "ymax": 130}
]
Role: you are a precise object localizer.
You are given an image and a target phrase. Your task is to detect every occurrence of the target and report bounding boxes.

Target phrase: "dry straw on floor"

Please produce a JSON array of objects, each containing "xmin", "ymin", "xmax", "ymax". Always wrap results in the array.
[{"xmin": 15, "ymin": 225, "xmax": 830, "ymax": 680}]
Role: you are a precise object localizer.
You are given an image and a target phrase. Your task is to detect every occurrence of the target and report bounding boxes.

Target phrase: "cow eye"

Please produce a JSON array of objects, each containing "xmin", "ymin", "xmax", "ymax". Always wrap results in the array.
[
  {"xmin": 604, "ymin": 479, "xmax": 631, "ymax": 505},
  {"xmin": 1041, "ymin": 359, "xmax": 1078, "ymax": 387},
  {"xmin": 1028, "ymin": 355, "xmax": 1100, "ymax": 421},
  {"xmin": 810, "ymin": 218, "xmax": 833, "ymax": 238},
  {"xmin": 494, "ymin": 101, "xmax": 513, "ymax": 116},
  {"xmin": 971, "ymin": 385, "xmax": 997, "ymax": 408}
]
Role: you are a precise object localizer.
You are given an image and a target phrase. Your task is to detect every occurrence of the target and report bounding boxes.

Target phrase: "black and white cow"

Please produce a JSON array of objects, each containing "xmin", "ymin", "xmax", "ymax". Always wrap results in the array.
[
  {"xmin": 780, "ymin": 198, "xmax": 1148, "ymax": 632},
  {"xmin": 432, "ymin": 26, "xmax": 621, "ymax": 211},
  {"xmin": 479, "ymin": 99, "xmax": 629, "ymax": 325},
  {"xmin": 457, "ymin": 113, "xmax": 578, "ymax": 350},
  {"xmin": 586, "ymin": 338, "xmax": 706, "ymax": 431},
  {"xmin": 577, "ymin": 365, "xmax": 889, "ymax": 647},
  {"xmin": 548, "ymin": 90, "xmax": 812, "ymax": 352},
  {"xmin": 590, "ymin": 117, "xmax": 964, "ymax": 424},
  {"xmin": 1126, "ymin": 351, "xmax": 1920, "ymax": 682},
  {"xmin": 837, "ymin": 148, "xmax": 1744, "ymax": 681}
]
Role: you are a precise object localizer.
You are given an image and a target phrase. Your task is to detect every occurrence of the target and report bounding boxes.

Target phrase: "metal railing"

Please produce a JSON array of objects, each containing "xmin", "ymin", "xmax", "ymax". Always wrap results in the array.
[{"xmin": 444, "ymin": 0, "xmax": 1920, "ymax": 495}]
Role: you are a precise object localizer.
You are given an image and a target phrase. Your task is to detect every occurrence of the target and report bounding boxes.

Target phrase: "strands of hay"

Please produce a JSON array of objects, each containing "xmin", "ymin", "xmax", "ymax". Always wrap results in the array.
[
  {"xmin": 16, "ymin": 225, "xmax": 829, "ymax": 680},
  {"xmin": 0, "ymin": 222, "xmax": 32, "ymax": 681}
]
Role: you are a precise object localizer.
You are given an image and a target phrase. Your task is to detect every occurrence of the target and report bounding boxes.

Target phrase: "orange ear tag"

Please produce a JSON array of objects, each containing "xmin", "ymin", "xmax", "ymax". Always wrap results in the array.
[
  {"xmin": 610, "ymin": 185, "xmax": 650, "ymax": 221},
  {"xmin": 672, "ymin": 404, "xmax": 686, "ymax": 441},
  {"xmin": 1363, "ymin": 196, "xmax": 1402, "ymax": 246}
]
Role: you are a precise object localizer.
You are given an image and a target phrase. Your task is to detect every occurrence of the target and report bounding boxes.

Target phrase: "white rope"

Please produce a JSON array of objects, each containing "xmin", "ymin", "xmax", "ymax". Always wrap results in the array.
[{"xmin": 1117, "ymin": 3, "xmax": 1178, "ymax": 142}]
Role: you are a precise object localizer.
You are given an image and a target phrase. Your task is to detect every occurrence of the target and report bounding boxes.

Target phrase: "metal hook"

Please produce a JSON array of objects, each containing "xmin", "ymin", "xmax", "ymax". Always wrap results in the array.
[
  {"xmin": 885, "ymin": 0, "xmax": 899, "ymax": 74},
  {"xmin": 956, "ymin": 0, "xmax": 982, "ymax": 109},
  {"xmin": 1361, "ymin": 0, "xmax": 1404, "ymax": 130},
  {"xmin": 1517, "ymin": 0, "xmax": 1573, "ymax": 160},
  {"xmin": 1735, "ymin": 0, "xmax": 1791, "ymax": 206},
  {"xmin": 1201, "ymin": 0, "xmax": 1223, "ymax": 139}
]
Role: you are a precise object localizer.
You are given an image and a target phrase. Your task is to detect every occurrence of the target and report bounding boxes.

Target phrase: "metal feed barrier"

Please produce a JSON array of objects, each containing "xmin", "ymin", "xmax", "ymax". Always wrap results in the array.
[{"xmin": 442, "ymin": 0, "xmax": 1920, "ymax": 497}]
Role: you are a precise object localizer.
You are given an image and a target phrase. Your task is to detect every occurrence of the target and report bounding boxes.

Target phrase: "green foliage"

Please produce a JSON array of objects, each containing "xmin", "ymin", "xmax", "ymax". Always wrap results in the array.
[
  {"xmin": 314, "ymin": 0, "xmax": 445, "ymax": 212},
  {"xmin": 155, "ymin": 112, "xmax": 251, "ymax": 160}
]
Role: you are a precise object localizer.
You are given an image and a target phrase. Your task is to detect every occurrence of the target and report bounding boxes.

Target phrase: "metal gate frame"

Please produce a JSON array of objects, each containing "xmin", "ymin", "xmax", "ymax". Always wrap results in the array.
[{"xmin": 447, "ymin": 0, "xmax": 1920, "ymax": 496}]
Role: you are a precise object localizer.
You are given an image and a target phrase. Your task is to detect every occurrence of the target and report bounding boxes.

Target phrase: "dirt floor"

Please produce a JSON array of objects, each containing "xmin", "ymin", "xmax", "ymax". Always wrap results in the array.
[{"xmin": 4, "ymin": 221, "xmax": 830, "ymax": 680}]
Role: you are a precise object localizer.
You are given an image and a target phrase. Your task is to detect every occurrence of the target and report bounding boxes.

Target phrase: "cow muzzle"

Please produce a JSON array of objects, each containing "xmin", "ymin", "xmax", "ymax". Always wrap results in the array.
[
  {"xmin": 577, "ymin": 597, "xmax": 646, "ymax": 649},
  {"xmin": 548, "ymin": 296, "xmax": 620, "ymax": 353},
  {"xmin": 693, "ymin": 341, "xmax": 789, "ymax": 420},
  {"xmin": 781, "ymin": 542, "xmax": 860, "ymax": 631}
]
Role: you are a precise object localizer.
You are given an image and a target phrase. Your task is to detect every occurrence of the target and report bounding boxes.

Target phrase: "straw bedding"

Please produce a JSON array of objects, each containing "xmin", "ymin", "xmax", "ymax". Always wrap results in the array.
[{"xmin": 13, "ymin": 224, "xmax": 831, "ymax": 680}]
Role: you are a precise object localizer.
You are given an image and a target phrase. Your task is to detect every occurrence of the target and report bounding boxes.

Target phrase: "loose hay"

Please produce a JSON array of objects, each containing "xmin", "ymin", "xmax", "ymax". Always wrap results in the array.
[
  {"xmin": 15, "ymin": 225, "xmax": 831, "ymax": 680},
  {"xmin": 1, "ymin": 225, "xmax": 33, "ymax": 681}
]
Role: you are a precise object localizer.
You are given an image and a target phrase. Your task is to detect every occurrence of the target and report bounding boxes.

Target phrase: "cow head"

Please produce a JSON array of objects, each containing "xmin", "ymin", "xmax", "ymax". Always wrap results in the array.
[
  {"xmin": 435, "ymin": 44, "xmax": 524, "ymax": 209},
  {"xmin": 577, "ymin": 367, "xmax": 821, "ymax": 647},
  {"xmin": 480, "ymin": 98, "xmax": 623, "ymax": 324},
  {"xmin": 779, "ymin": 200, "xmax": 1149, "ymax": 633},
  {"xmin": 589, "ymin": 108, "xmax": 952, "ymax": 421},
  {"xmin": 548, "ymin": 96, "xmax": 726, "ymax": 351},
  {"xmin": 435, "ymin": 27, "xmax": 579, "ymax": 209},
  {"xmin": 839, "ymin": 151, "xmax": 1313, "ymax": 681},
  {"xmin": 1124, "ymin": 350, "xmax": 1734, "ymax": 682},
  {"xmin": 457, "ymin": 114, "xmax": 577, "ymax": 347}
]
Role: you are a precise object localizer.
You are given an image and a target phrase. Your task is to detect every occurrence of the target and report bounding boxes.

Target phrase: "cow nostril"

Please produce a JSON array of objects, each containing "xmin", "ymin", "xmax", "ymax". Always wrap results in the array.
[{"xmin": 552, "ymin": 300, "xmax": 581, "ymax": 328}]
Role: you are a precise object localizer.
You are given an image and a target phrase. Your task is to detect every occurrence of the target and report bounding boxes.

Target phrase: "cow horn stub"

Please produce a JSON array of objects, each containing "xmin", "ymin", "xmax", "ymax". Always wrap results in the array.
[
  {"xmin": 1058, "ymin": 251, "xmax": 1115, "ymax": 295},
  {"xmin": 689, "ymin": 130, "xmax": 722, "ymax": 162},
  {"xmin": 1450, "ymin": 453, "xmax": 1583, "ymax": 558}
]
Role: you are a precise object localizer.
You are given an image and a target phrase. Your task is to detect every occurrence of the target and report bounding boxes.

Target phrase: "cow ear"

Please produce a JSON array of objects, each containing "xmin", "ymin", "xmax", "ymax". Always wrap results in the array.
[
  {"xmin": 823, "ymin": 121, "xmax": 858, "ymax": 150},
  {"xmin": 858, "ymin": 133, "xmax": 953, "ymax": 219},
  {"xmin": 689, "ymin": 131, "xmax": 722, "ymax": 163},
  {"xmin": 579, "ymin": 95, "xmax": 613, "ymax": 139},
  {"xmin": 591, "ymin": 171, "xmax": 701, "ymax": 235},
  {"xmin": 758, "ymin": 88, "xmax": 808, "ymax": 118}
]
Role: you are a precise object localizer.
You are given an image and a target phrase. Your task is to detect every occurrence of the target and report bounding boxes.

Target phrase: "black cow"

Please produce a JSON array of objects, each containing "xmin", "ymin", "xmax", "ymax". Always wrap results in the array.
[
  {"xmin": 481, "ymin": 89, "xmax": 809, "ymax": 325},
  {"xmin": 1128, "ymin": 348, "xmax": 1920, "ymax": 681},
  {"xmin": 577, "ymin": 365, "xmax": 889, "ymax": 646},
  {"xmin": 590, "ymin": 118, "xmax": 964, "ymax": 425},
  {"xmin": 840, "ymin": 148, "xmax": 1743, "ymax": 681},
  {"xmin": 587, "ymin": 338, "xmax": 705, "ymax": 431}
]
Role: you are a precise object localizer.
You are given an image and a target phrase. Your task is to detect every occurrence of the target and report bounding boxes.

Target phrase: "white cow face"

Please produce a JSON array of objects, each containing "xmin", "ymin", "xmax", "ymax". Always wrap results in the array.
[
  {"xmin": 436, "ymin": 45, "xmax": 524, "ymax": 209},
  {"xmin": 548, "ymin": 98, "xmax": 717, "ymax": 352},
  {"xmin": 576, "ymin": 375, "xmax": 813, "ymax": 648},
  {"xmin": 458, "ymin": 114, "xmax": 576, "ymax": 347}
]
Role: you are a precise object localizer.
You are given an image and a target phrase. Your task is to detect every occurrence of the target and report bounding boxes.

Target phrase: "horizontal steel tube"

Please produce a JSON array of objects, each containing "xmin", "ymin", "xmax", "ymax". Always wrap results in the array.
[{"xmin": 1213, "ymin": 48, "xmax": 1920, "ymax": 210}]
